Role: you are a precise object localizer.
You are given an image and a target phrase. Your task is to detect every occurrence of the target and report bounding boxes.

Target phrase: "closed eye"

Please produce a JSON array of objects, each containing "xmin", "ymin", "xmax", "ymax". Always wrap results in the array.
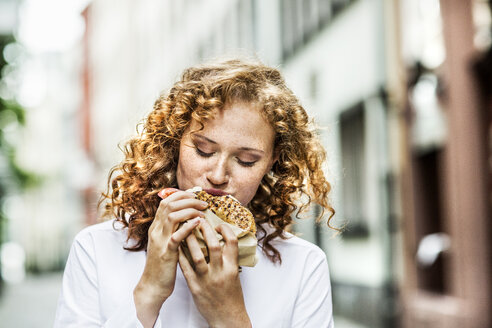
[
  {"xmin": 195, "ymin": 147, "xmax": 214, "ymax": 157},
  {"xmin": 195, "ymin": 144, "xmax": 257, "ymax": 167},
  {"xmin": 237, "ymin": 158, "xmax": 257, "ymax": 167}
]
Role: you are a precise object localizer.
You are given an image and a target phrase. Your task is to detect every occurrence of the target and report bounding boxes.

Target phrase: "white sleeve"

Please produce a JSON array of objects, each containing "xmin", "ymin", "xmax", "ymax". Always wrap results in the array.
[
  {"xmin": 291, "ymin": 250, "xmax": 335, "ymax": 328},
  {"xmin": 53, "ymin": 230, "xmax": 162, "ymax": 328}
]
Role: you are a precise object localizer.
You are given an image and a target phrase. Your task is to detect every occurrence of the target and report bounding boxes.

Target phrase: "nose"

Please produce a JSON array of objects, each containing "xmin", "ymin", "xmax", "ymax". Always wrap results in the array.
[{"xmin": 206, "ymin": 156, "xmax": 230, "ymax": 187}]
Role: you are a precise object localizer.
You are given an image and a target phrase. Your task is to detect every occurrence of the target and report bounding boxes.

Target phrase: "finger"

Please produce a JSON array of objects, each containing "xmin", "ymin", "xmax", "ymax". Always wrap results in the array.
[
  {"xmin": 166, "ymin": 198, "xmax": 208, "ymax": 213},
  {"xmin": 155, "ymin": 191, "xmax": 199, "ymax": 220},
  {"xmin": 167, "ymin": 218, "xmax": 201, "ymax": 252},
  {"xmin": 199, "ymin": 220, "xmax": 222, "ymax": 267},
  {"xmin": 161, "ymin": 190, "xmax": 197, "ymax": 202},
  {"xmin": 186, "ymin": 232, "xmax": 208, "ymax": 275},
  {"xmin": 158, "ymin": 188, "xmax": 180, "ymax": 199},
  {"xmin": 215, "ymin": 224, "xmax": 239, "ymax": 266},
  {"xmin": 178, "ymin": 246, "xmax": 197, "ymax": 289},
  {"xmin": 163, "ymin": 208, "xmax": 206, "ymax": 236},
  {"xmin": 152, "ymin": 191, "xmax": 197, "ymax": 231}
]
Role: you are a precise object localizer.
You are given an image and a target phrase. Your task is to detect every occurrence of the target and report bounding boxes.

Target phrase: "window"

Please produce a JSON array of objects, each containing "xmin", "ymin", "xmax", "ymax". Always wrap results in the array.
[
  {"xmin": 412, "ymin": 149, "xmax": 446, "ymax": 293},
  {"xmin": 340, "ymin": 103, "xmax": 369, "ymax": 238},
  {"xmin": 280, "ymin": 0, "xmax": 356, "ymax": 60},
  {"xmin": 302, "ymin": 0, "xmax": 319, "ymax": 41},
  {"xmin": 237, "ymin": 0, "xmax": 255, "ymax": 49}
]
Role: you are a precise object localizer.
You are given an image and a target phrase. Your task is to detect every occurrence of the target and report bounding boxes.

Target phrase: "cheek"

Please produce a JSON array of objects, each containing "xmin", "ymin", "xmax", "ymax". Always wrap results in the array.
[
  {"xmin": 177, "ymin": 147, "xmax": 202, "ymax": 189},
  {"xmin": 236, "ymin": 168, "xmax": 269, "ymax": 205}
]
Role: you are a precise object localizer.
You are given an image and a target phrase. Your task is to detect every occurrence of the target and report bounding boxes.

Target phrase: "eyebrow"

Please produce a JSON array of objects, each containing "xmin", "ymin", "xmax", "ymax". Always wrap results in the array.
[{"xmin": 192, "ymin": 133, "xmax": 265, "ymax": 154}]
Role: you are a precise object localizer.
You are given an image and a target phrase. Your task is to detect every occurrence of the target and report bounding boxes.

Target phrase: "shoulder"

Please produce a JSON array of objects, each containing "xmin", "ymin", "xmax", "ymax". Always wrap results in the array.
[
  {"xmin": 275, "ymin": 231, "xmax": 326, "ymax": 260},
  {"xmin": 260, "ymin": 224, "xmax": 325, "ymax": 256},
  {"xmin": 258, "ymin": 224, "xmax": 327, "ymax": 266},
  {"xmin": 73, "ymin": 219, "xmax": 129, "ymax": 249},
  {"xmin": 75, "ymin": 219, "xmax": 123, "ymax": 238}
]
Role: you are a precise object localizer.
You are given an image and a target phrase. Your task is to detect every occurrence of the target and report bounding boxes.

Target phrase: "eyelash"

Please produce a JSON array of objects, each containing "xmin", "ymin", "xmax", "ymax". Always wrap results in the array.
[
  {"xmin": 237, "ymin": 159, "xmax": 256, "ymax": 167},
  {"xmin": 195, "ymin": 147, "xmax": 213, "ymax": 158},
  {"xmin": 194, "ymin": 147, "xmax": 257, "ymax": 167}
]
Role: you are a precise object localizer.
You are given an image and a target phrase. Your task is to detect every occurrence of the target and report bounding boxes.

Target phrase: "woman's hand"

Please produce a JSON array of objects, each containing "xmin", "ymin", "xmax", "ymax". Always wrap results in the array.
[
  {"xmin": 134, "ymin": 190, "xmax": 208, "ymax": 328},
  {"xmin": 178, "ymin": 221, "xmax": 252, "ymax": 328}
]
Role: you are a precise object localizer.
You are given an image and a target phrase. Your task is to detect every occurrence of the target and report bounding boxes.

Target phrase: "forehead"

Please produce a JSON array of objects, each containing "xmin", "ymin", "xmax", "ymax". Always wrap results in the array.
[{"xmin": 187, "ymin": 102, "xmax": 275, "ymax": 150}]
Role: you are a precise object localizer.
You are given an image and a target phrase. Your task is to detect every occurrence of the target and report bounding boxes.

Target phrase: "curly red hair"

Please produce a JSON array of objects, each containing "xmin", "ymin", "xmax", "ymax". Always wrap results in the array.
[{"xmin": 100, "ymin": 58, "xmax": 335, "ymax": 263}]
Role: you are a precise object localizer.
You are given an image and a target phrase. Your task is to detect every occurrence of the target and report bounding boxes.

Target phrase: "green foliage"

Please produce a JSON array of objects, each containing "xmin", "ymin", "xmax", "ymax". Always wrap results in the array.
[
  {"xmin": 0, "ymin": 98, "xmax": 25, "ymax": 126},
  {"xmin": 0, "ymin": 35, "xmax": 14, "ymax": 68},
  {"xmin": 0, "ymin": 35, "xmax": 41, "ymax": 261},
  {"xmin": 0, "ymin": 57, "xmax": 40, "ymax": 191}
]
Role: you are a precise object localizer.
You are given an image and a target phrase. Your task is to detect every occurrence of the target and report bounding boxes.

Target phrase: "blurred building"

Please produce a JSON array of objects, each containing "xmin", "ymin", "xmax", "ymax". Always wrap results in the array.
[
  {"xmin": 398, "ymin": 0, "xmax": 492, "ymax": 327},
  {"xmin": 279, "ymin": 1, "xmax": 400, "ymax": 326}
]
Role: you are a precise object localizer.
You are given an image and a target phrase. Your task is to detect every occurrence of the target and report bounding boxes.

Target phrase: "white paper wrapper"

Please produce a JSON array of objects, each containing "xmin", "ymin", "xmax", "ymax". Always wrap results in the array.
[{"xmin": 181, "ymin": 209, "xmax": 258, "ymax": 267}]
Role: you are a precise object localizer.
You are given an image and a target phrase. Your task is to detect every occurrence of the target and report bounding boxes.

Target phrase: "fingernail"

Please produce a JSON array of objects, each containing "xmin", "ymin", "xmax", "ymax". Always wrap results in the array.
[
  {"xmin": 200, "ymin": 201, "xmax": 208, "ymax": 207},
  {"xmin": 186, "ymin": 218, "xmax": 197, "ymax": 225}
]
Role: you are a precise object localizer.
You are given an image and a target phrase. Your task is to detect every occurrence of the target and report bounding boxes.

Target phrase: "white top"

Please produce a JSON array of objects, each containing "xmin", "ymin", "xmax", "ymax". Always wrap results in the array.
[{"xmin": 54, "ymin": 220, "xmax": 334, "ymax": 328}]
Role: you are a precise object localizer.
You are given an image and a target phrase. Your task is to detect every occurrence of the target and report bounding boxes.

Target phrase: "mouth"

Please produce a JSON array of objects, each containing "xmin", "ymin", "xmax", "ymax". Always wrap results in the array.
[{"xmin": 204, "ymin": 188, "xmax": 229, "ymax": 196}]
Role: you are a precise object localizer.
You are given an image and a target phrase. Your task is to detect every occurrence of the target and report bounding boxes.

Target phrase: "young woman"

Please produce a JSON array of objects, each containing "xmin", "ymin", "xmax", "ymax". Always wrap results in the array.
[{"xmin": 54, "ymin": 59, "xmax": 335, "ymax": 327}]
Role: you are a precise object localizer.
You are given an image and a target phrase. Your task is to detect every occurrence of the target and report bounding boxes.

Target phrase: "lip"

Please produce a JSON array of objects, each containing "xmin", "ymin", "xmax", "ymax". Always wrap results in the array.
[{"xmin": 204, "ymin": 188, "xmax": 229, "ymax": 196}]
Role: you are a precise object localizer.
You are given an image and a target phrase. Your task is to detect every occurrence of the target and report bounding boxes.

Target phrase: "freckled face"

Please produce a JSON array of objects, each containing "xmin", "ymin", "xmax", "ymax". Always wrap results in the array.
[{"xmin": 176, "ymin": 102, "xmax": 276, "ymax": 206}]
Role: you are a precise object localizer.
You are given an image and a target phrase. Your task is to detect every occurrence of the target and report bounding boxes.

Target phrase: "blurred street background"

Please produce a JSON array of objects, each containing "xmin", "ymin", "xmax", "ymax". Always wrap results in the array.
[{"xmin": 0, "ymin": 0, "xmax": 491, "ymax": 327}]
